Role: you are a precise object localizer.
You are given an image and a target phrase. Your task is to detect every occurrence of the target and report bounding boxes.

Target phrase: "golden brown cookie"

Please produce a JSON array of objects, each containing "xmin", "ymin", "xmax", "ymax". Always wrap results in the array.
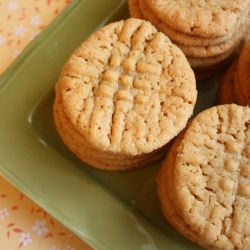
[
  {"xmin": 142, "ymin": 0, "xmax": 249, "ymax": 38},
  {"xmin": 158, "ymin": 104, "xmax": 250, "ymax": 250},
  {"xmin": 138, "ymin": 0, "xmax": 249, "ymax": 52},
  {"xmin": 158, "ymin": 134, "xmax": 210, "ymax": 249},
  {"xmin": 158, "ymin": 133, "xmax": 199, "ymax": 241},
  {"xmin": 129, "ymin": 0, "xmax": 250, "ymax": 73},
  {"xmin": 54, "ymin": 90, "xmax": 167, "ymax": 170},
  {"xmin": 236, "ymin": 41, "xmax": 250, "ymax": 105},
  {"xmin": 128, "ymin": 0, "xmax": 144, "ymax": 19},
  {"xmin": 233, "ymin": 68, "xmax": 248, "ymax": 106},
  {"xmin": 187, "ymin": 48, "xmax": 236, "ymax": 68},
  {"xmin": 129, "ymin": 0, "xmax": 235, "ymax": 46},
  {"xmin": 54, "ymin": 18, "xmax": 197, "ymax": 170},
  {"xmin": 219, "ymin": 41, "xmax": 250, "ymax": 106},
  {"xmin": 218, "ymin": 63, "xmax": 237, "ymax": 104}
]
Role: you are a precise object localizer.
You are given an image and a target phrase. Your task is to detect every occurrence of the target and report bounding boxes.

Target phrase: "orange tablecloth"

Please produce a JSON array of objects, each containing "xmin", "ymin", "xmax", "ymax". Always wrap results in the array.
[{"xmin": 0, "ymin": 1, "xmax": 91, "ymax": 249}]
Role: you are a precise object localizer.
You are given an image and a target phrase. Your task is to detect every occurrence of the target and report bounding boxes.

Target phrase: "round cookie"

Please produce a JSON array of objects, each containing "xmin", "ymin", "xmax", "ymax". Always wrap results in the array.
[
  {"xmin": 158, "ymin": 134, "xmax": 212, "ymax": 249},
  {"xmin": 218, "ymin": 63, "xmax": 237, "ymax": 104},
  {"xmin": 187, "ymin": 48, "xmax": 235, "ymax": 68},
  {"xmin": 166, "ymin": 104, "xmax": 250, "ymax": 249},
  {"xmin": 236, "ymin": 41, "xmax": 250, "ymax": 105},
  {"xmin": 129, "ymin": 0, "xmax": 249, "ymax": 72},
  {"xmin": 54, "ymin": 90, "xmax": 167, "ymax": 170},
  {"xmin": 55, "ymin": 18, "xmax": 197, "ymax": 169},
  {"xmin": 143, "ymin": 0, "xmax": 249, "ymax": 38},
  {"xmin": 134, "ymin": 0, "xmax": 238, "ymax": 46},
  {"xmin": 175, "ymin": 14, "xmax": 248, "ymax": 59}
]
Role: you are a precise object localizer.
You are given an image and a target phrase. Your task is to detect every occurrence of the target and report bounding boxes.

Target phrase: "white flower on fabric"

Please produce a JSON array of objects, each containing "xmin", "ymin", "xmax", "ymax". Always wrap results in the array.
[
  {"xmin": 15, "ymin": 25, "xmax": 26, "ymax": 36},
  {"xmin": 13, "ymin": 50, "xmax": 21, "ymax": 58},
  {"xmin": 32, "ymin": 219, "xmax": 48, "ymax": 237},
  {"xmin": 0, "ymin": 36, "xmax": 5, "ymax": 45},
  {"xmin": 8, "ymin": 1, "xmax": 17, "ymax": 11},
  {"xmin": 30, "ymin": 16, "xmax": 41, "ymax": 27},
  {"xmin": 0, "ymin": 208, "xmax": 10, "ymax": 219},
  {"xmin": 66, "ymin": 245, "xmax": 76, "ymax": 250},
  {"xmin": 49, "ymin": 246, "xmax": 61, "ymax": 250},
  {"xmin": 19, "ymin": 233, "xmax": 32, "ymax": 247}
]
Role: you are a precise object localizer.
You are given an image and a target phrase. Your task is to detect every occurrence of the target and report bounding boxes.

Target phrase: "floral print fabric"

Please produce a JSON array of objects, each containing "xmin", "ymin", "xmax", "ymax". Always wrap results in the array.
[
  {"xmin": 0, "ymin": 0, "xmax": 70, "ymax": 73},
  {"xmin": 0, "ymin": 176, "xmax": 91, "ymax": 249}
]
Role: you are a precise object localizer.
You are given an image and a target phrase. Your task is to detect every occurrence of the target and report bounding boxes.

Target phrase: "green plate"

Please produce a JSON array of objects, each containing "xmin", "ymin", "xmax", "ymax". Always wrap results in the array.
[{"xmin": 0, "ymin": 1, "xmax": 219, "ymax": 249}]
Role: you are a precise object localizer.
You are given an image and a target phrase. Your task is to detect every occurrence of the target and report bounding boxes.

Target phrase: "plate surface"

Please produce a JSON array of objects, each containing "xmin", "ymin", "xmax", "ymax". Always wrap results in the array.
[{"xmin": 0, "ymin": 1, "xmax": 219, "ymax": 249}]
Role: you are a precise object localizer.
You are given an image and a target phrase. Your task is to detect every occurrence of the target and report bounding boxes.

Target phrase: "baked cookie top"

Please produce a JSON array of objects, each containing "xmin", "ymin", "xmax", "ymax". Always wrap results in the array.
[
  {"xmin": 144, "ymin": 0, "xmax": 249, "ymax": 37},
  {"xmin": 57, "ymin": 18, "xmax": 196, "ymax": 155},
  {"xmin": 174, "ymin": 104, "xmax": 250, "ymax": 249},
  {"xmin": 237, "ymin": 41, "xmax": 250, "ymax": 104}
]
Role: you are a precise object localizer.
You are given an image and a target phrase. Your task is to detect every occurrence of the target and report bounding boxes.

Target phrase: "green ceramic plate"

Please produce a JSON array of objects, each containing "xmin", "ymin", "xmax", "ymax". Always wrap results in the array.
[{"xmin": 0, "ymin": 1, "xmax": 219, "ymax": 249}]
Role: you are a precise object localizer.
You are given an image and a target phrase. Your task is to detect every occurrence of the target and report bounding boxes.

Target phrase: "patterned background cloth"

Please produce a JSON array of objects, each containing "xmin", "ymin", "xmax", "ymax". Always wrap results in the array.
[
  {"xmin": 0, "ymin": 0, "xmax": 70, "ymax": 73},
  {"xmin": 0, "ymin": 1, "xmax": 91, "ymax": 249}
]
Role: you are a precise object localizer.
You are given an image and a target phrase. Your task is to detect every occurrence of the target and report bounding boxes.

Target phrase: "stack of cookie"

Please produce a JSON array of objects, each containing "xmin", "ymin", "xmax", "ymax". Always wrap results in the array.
[
  {"xmin": 129, "ymin": 0, "xmax": 250, "ymax": 76},
  {"xmin": 158, "ymin": 104, "xmax": 250, "ymax": 250},
  {"xmin": 54, "ymin": 18, "xmax": 197, "ymax": 170},
  {"xmin": 219, "ymin": 41, "xmax": 250, "ymax": 105}
]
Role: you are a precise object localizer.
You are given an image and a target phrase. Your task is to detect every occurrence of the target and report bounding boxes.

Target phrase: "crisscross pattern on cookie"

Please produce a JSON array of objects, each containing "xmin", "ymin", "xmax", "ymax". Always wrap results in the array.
[
  {"xmin": 175, "ymin": 105, "xmax": 250, "ymax": 249},
  {"xmin": 58, "ymin": 19, "xmax": 196, "ymax": 155}
]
